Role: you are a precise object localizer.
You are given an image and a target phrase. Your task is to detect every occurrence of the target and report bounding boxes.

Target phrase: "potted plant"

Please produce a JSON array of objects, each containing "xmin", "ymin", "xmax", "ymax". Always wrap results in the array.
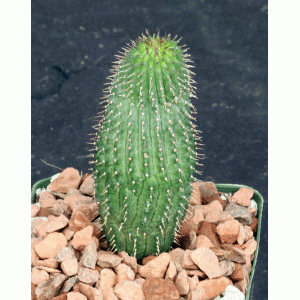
[{"xmin": 31, "ymin": 30, "xmax": 264, "ymax": 300}]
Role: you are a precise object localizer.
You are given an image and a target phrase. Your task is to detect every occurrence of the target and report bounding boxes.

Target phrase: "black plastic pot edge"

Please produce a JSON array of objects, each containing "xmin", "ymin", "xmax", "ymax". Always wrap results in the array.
[{"xmin": 31, "ymin": 178, "xmax": 263, "ymax": 300}]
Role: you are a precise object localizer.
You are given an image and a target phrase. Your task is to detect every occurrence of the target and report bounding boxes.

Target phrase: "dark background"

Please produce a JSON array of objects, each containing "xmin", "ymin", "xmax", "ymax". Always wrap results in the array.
[{"xmin": 31, "ymin": 0, "xmax": 268, "ymax": 298}]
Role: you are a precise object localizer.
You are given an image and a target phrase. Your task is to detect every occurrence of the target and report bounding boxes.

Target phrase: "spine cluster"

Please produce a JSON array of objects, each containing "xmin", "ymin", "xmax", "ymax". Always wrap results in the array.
[{"xmin": 88, "ymin": 30, "xmax": 203, "ymax": 259}]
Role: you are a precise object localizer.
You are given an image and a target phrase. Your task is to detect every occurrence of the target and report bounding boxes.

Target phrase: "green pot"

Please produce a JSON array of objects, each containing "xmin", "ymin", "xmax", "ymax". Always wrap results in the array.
[{"xmin": 31, "ymin": 178, "xmax": 263, "ymax": 300}]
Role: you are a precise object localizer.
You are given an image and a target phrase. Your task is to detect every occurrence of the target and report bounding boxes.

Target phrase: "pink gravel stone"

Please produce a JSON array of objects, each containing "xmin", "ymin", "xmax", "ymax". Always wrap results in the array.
[
  {"xmin": 232, "ymin": 187, "xmax": 254, "ymax": 207},
  {"xmin": 31, "ymin": 204, "xmax": 41, "ymax": 218},
  {"xmin": 72, "ymin": 203, "xmax": 100, "ymax": 222},
  {"xmin": 79, "ymin": 175, "xmax": 96, "ymax": 196},
  {"xmin": 61, "ymin": 258, "xmax": 79, "ymax": 277},
  {"xmin": 35, "ymin": 232, "xmax": 68, "ymax": 259},
  {"xmin": 197, "ymin": 277, "xmax": 231, "ymax": 299},
  {"xmin": 138, "ymin": 252, "xmax": 171, "ymax": 279},
  {"xmin": 117, "ymin": 251, "xmax": 138, "ymax": 273},
  {"xmin": 71, "ymin": 226, "xmax": 93, "ymax": 251},
  {"xmin": 67, "ymin": 292, "xmax": 87, "ymax": 300},
  {"xmin": 78, "ymin": 282, "xmax": 103, "ymax": 300},
  {"xmin": 31, "ymin": 268, "xmax": 50, "ymax": 286},
  {"xmin": 190, "ymin": 247, "xmax": 222, "ymax": 279},
  {"xmin": 98, "ymin": 268, "xmax": 117, "ymax": 290},
  {"xmin": 243, "ymin": 238, "xmax": 257, "ymax": 256},
  {"xmin": 64, "ymin": 194, "xmax": 94, "ymax": 211},
  {"xmin": 47, "ymin": 215, "xmax": 69, "ymax": 233},
  {"xmin": 39, "ymin": 191, "xmax": 57, "ymax": 208},
  {"xmin": 142, "ymin": 278, "xmax": 180, "ymax": 300},
  {"xmin": 114, "ymin": 280, "xmax": 145, "ymax": 300},
  {"xmin": 33, "ymin": 220, "xmax": 49, "ymax": 237},
  {"xmin": 216, "ymin": 220, "xmax": 241, "ymax": 244},
  {"xmin": 35, "ymin": 258, "xmax": 59, "ymax": 269},
  {"xmin": 115, "ymin": 263, "xmax": 135, "ymax": 283},
  {"xmin": 165, "ymin": 260, "xmax": 177, "ymax": 280},
  {"xmin": 97, "ymin": 251, "xmax": 122, "ymax": 268},
  {"xmin": 62, "ymin": 226, "xmax": 75, "ymax": 241},
  {"xmin": 182, "ymin": 250, "xmax": 198, "ymax": 270},
  {"xmin": 48, "ymin": 168, "xmax": 81, "ymax": 194},
  {"xmin": 195, "ymin": 235, "xmax": 215, "ymax": 249},
  {"xmin": 175, "ymin": 269, "xmax": 189, "ymax": 295}
]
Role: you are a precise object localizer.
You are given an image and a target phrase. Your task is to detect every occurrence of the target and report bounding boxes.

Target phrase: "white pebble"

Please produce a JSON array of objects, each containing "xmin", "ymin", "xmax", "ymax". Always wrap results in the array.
[
  {"xmin": 248, "ymin": 199, "xmax": 258, "ymax": 217},
  {"xmin": 35, "ymin": 187, "xmax": 47, "ymax": 196},
  {"xmin": 221, "ymin": 285, "xmax": 245, "ymax": 300},
  {"xmin": 50, "ymin": 173, "xmax": 61, "ymax": 182},
  {"xmin": 220, "ymin": 194, "xmax": 227, "ymax": 201}
]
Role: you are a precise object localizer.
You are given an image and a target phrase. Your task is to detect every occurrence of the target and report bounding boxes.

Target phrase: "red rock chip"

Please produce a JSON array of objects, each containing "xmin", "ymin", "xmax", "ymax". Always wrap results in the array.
[
  {"xmin": 47, "ymin": 215, "xmax": 69, "ymax": 233},
  {"xmin": 72, "ymin": 203, "xmax": 100, "ymax": 222},
  {"xmin": 79, "ymin": 175, "xmax": 96, "ymax": 196},
  {"xmin": 142, "ymin": 278, "xmax": 180, "ymax": 300},
  {"xmin": 71, "ymin": 226, "xmax": 93, "ymax": 251},
  {"xmin": 142, "ymin": 255, "xmax": 156, "ymax": 265},
  {"xmin": 198, "ymin": 181, "xmax": 225, "ymax": 209},
  {"xmin": 63, "ymin": 194, "xmax": 94, "ymax": 211},
  {"xmin": 39, "ymin": 191, "xmax": 57, "ymax": 208},
  {"xmin": 230, "ymin": 263, "xmax": 244, "ymax": 281},
  {"xmin": 197, "ymin": 277, "xmax": 231, "ymax": 299},
  {"xmin": 216, "ymin": 220, "xmax": 240, "ymax": 244},
  {"xmin": 205, "ymin": 210, "xmax": 233, "ymax": 224},
  {"xmin": 198, "ymin": 221, "xmax": 220, "ymax": 249},
  {"xmin": 232, "ymin": 187, "xmax": 253, "ymax": 207},
  {"xmin": 250, "ymin": 217, "xmax": 258, "ymax": 232}
]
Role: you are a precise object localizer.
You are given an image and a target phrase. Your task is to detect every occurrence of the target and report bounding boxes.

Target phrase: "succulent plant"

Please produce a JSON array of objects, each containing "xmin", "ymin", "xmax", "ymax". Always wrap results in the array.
[{"xmin": 88, "ymin": 30, "xmax": 203, "ymax": 259}]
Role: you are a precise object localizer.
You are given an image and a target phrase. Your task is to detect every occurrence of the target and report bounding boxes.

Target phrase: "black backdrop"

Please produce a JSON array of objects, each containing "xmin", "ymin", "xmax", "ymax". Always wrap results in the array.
[{"xmin": 31, "ymin": 0, "xmax": 268, "ymax": 298}]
